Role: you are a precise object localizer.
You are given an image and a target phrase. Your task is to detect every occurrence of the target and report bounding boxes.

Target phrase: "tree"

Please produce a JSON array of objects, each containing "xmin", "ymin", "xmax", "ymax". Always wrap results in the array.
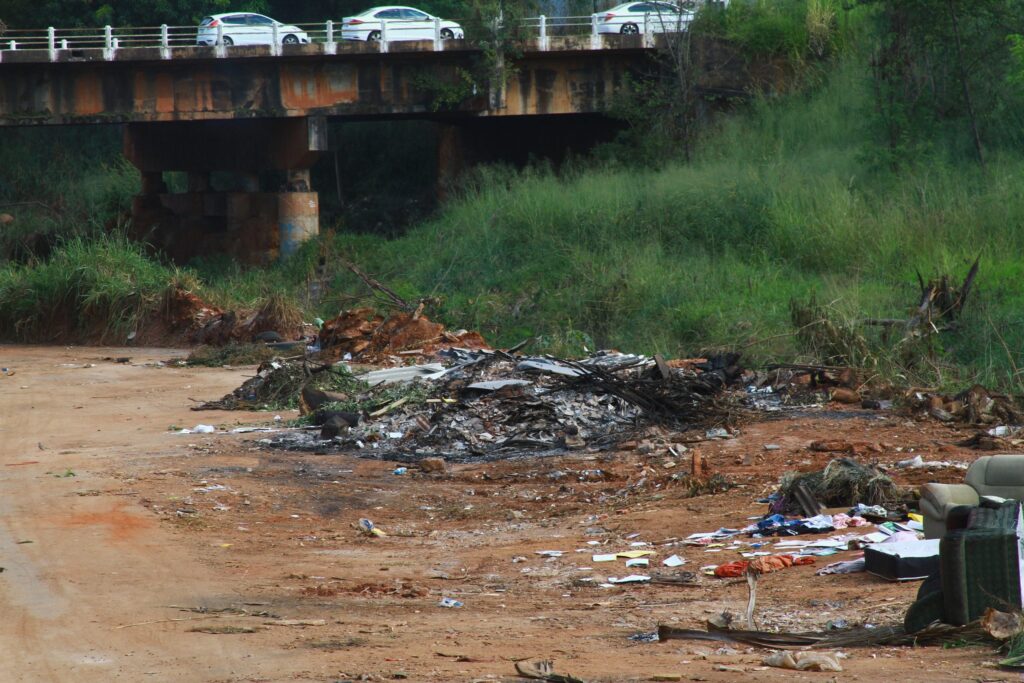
[{"xmin": 852, "ymin": 0, "xmax": 1024, "ymax": 166}]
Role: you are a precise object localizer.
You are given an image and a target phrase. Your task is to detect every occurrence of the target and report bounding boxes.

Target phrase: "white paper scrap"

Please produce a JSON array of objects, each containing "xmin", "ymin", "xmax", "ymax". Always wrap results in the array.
[
  {"xmin": 607, "ymin": 575, "xmax": 651, "ymax": 584},
  {"xmin": 663, "ymin": 555, "xmax": 687, "ymax": 567}
]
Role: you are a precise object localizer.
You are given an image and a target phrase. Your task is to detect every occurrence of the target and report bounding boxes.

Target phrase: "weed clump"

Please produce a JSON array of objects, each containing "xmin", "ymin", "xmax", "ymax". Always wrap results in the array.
[{"xmin": 779, "ymin": 458, "xmax": 901, "ymax": 510}]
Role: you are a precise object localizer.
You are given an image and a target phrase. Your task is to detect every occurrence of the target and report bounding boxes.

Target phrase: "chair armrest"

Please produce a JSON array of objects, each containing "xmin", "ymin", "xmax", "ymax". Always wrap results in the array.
[{"xmin": 921, "ymin": 483, "xmax": 980, "ymax": 511}]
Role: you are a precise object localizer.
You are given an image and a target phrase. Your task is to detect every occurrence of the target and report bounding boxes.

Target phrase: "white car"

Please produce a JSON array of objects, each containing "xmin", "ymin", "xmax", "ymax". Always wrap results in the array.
[
  {"xmin": 341, "ymin": 6, "xmax": 464, "ymax": 42},
  {"xmin": 196, "ymin": 13, "xmax": 310, "ymax": 47},
  {"xmin": 593, "ymin": 2, "xmax": 694, "ymax": 35}
]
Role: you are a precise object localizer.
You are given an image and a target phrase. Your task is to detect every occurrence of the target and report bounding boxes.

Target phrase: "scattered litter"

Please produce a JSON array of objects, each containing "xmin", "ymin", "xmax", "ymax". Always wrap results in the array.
[
  {"xmin": 816, "ymin": 558, "xmax": 866, "ymax": 575},
  {"xmin": 606, "ymin": 575, "xmax": 651, "ymax": 584},
  {"xmin": 393, "ymin": 467, "xmax": 408, "ymax": 475},
  {"xmin": 625, "ymin": 558, "xmax": 650, "ymax": 568},
  {"xmin": 513, "ymin": 659, "xmax": 586, "ymax": 683},
  {"xmin": 714, "ymin": 555, "xmax": 815, "ymax": 578},
  {"xmin": 438, "ymin": 597, "xmax": 464, "ymax": 608},
  {"xmin": 535, "ymin": 550, "xmax": 564, "ymax": 557},
  {"xmin": 265, "ymin": 619, "xmax": 327, "ymax": 627},
  {"xmin": 896, "ymin": 454, "xmax": 967, "ymax": 470},
  {"xmin": 663, "ymin": 555, "xmax": 687, "ymax": 567},
  {"xmin": 179, "ymin": 424, "xmax": 216, "ymax": 434},
  {"xmin": 357, "ymin": 518, "xmax": 386, "ymax": 538}
]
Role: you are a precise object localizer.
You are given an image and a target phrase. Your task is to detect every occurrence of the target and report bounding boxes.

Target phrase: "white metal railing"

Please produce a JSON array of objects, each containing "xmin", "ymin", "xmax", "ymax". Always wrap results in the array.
[{"xmin": 0, "ymin": 15, "xmax": 683, "ymax": 62}]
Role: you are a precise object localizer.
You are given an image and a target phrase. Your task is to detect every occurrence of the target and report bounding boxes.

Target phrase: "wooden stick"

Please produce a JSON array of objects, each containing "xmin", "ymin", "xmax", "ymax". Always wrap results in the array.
[
  {"xmin": 115, "ymin": 615, "xmax": 224, "ymax": 630},
  {"xmin": 745, "ymin": 569, "xmax": 758, "ymax": 630}
]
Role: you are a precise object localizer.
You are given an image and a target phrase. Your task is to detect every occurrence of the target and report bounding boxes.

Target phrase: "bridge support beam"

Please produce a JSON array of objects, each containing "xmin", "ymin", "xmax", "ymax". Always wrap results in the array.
[{"xmin": 124, "ymin": 117, "xmax": 326, "ymax": 264}]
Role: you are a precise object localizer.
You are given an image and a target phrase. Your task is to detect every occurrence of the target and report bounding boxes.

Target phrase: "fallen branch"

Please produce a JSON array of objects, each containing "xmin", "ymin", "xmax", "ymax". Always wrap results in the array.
[{"xmin": 340, "ymin": 257, "xmax": 412, "ymax": 311}]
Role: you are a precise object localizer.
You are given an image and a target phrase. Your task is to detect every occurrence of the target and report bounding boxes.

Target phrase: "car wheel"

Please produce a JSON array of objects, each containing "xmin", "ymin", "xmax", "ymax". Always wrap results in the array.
[
  {"xmin": 440, "ymin": 28, "xmax": 454, "ymax": 40},
  {"xmin": 621, "ymin": 23, "xmax": 639, "ymax": 34},
  {"xmin": 283, "ymin": 34, "xmax": 299, "ymax": 45},
  {"xmin": 221, "ymin": 35, "xmax": 234, "ymax": 46},
  {"xmin": 368, "ymin": 30, "xmax": 381, "ymax": 42}
]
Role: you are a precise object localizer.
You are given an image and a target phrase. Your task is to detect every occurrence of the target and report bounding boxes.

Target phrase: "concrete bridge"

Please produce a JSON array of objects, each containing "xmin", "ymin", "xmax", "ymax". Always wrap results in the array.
[{"xmin": 0, "ymin": 24, "xmax": 753, "ymax": 262}]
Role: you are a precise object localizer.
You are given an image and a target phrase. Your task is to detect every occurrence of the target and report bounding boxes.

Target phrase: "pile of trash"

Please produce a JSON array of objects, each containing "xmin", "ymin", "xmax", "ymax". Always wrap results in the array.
[
  {"xmin": 315, "ymin": 308, "xmax": 489, "ymax": 364},
  {"xmin": 907, "ymin": 384, "xmax": 1020, "ymax": 425},
  {"xmin": 190, "ymin": 295, "xmax": 306, "ymax": 347},
  {"xmin": 195, "ymin": 358, "xmax": 363, "ymax": 411},
  {"xmin": 244, "ymin": 349, "xmax": 743, "ymax": 461}
]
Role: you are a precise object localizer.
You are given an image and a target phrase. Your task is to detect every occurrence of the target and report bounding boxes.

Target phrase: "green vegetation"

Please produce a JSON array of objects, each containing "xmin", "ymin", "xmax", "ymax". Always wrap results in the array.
[
  {"xmin": 2, "ymin": 0, "xmax": 1024, "ymax": 393},
  {"xmin": 0, "ymin": 235, "xmax": 190, "ymax": 343},
  {"xmin": 0, "ymin": 127, "xmax": 137, "ymax": 261}
]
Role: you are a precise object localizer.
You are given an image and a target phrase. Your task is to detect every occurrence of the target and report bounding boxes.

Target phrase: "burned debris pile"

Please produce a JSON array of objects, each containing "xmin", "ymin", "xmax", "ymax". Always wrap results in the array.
[{"xmin": 199, "ymin": 342, "xmax": 744, "ymax": 460}]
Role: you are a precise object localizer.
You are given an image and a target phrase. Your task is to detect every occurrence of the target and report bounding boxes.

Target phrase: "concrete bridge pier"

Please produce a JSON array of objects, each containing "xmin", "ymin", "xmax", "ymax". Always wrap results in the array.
[{"xmin": 124, "ymin": 117, "xmax": 326, "ymax": 264}]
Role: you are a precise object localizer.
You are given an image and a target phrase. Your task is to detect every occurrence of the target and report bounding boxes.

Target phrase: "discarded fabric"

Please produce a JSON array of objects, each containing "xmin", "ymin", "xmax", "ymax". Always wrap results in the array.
[{"xmin": 713, "ymin": 555, "xmax": 815, "ymax": 578}]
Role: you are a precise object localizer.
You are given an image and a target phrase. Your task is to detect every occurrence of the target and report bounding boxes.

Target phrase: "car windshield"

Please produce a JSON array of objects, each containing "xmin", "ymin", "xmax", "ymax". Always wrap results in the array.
[
  {"xmin": 249, "ymin": 15, "xmax": 274, "ymax": 25},
  {"xmin": 200, "ymin": 16, "xmax": 214, "ymax": 25}
]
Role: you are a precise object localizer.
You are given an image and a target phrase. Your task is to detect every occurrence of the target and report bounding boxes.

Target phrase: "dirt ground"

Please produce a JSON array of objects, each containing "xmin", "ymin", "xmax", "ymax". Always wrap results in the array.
[{"xmin": 0, "ymin": 345, "xmax": 1017, "ymax": 683}]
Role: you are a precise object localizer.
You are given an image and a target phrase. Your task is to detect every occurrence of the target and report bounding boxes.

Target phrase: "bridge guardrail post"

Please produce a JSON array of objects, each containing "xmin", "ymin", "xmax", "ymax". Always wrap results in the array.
[
  {"xmin": 160, "ymin": 24, "xmax": 170, "ymax": 59},
  {"xmin": 48, "ymin": 27, "xmax": 56, "ymax": 61},
  {"xmin": 216, "ymin": 22, "xmax": 225, "ymax": 57},
  {"xmin": 540, "ymin": 15, "xmax": 549, "ymax": 51},
  {"xmin": 591, "ymin": 14, "xmax": 600, "ymax": 50},
  {"xmin": 272, "ymin": 22, "xmax": 280, "ymax": 56},
  {"xmin": 433, "ymin": 17, "xmax": 442, "ymax": 51},
  {"xmin": 381, "ymin": 20, "xmax": 389, "ymax": 53},
  {"xmin": 104, "ymin": 25, "xmax": 114, "ymax": 60},
  {"xmin": 326, "ymin": 20, "xmax": 337, "ymax": 55},
  {"xmin": 643, "ymin": 14, "xmax": 654, "ymax": 48}
]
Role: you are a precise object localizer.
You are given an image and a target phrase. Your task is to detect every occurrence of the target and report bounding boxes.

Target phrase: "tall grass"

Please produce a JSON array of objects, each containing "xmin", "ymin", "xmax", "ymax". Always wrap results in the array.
[
  {"xmin": 307, "ymin": 57, "xmax": 1024, "ymax": 389},
  {"xmin": 0, "ymin": 127, "xmax": 138, "ymax": 259},
  {"xmin": 0, "ymin": 234, "xmax": 186, "ymax": 343}
]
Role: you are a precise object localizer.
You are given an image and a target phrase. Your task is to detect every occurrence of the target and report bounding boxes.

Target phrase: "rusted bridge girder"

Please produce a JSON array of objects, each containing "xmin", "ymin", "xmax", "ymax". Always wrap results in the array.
[{"xmin": 0, "ymin": 38, "xmax": 651, "ymax": 124}]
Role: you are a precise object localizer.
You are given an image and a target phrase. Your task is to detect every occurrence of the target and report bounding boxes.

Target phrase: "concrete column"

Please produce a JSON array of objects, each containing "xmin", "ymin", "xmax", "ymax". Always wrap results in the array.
[
  {"xmin": 279, "ymin": 190, "xmax": 319, "ymax": 259},
  {"xmin": 123, "ymin": 118, "xmax": 324, "ymax": 264}
]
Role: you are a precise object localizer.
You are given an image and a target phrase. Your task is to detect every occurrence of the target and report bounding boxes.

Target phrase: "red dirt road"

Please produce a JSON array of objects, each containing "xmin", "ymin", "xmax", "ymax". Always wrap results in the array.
[{"xmin": 0, "ymin": 346, "xmax": 1014, "ymax": 682}]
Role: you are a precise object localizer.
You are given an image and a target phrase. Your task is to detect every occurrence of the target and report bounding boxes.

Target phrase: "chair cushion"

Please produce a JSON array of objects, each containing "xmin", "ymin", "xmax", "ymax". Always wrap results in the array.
[{"xmin": 966, "ymin": 455, "xmax": 1024, "ymax": 498}]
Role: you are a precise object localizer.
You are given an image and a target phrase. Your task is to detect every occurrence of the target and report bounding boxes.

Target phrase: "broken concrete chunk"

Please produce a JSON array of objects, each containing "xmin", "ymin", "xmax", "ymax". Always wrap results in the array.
[
  {"xmin": 763, "ymin": 651, "xmax": 843, "ymax": 672},
  {"xmin": 419, "ymin": 457, "xmax": 449, "ymax": 474}
]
